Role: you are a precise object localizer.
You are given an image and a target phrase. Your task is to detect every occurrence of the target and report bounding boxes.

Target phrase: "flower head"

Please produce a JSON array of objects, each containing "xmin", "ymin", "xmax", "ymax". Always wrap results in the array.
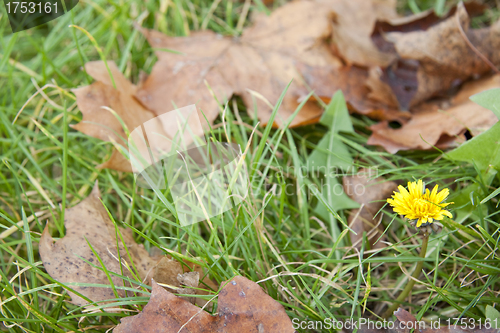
[{"xmin": 387, "ymin": 180, "xmax": 453, "ymax": 228}]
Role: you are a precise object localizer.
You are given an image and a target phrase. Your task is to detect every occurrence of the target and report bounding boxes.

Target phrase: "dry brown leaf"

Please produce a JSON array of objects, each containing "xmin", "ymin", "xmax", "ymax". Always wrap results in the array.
[
  {"xmin": 364, "ymin": 59, "xmax": 419, "ymax": 111},
  {"xmin": 149, "ymin": 256, "xmax": 218, "ymax": 307},
  {"xmin": 73, "ymin": 61, "xmax": 158, "ymax": 172},
  {"xmin": 371, "ymin": 2, "xmax": 487, "ymax": 53},
  {"xmin": 367, "ymin": 74, "xmax": 500, "ymax": 153},
  {"xmin": 368, "ymin": 2, "xmax": 489, "ymax": 110},
  {"xmin": 452, "ymin": 74, "xmax": 500, "ymax": 105},
  {"xmin": 393, "ymin": 308, "xmax": 419, "ymax": 329},
  {"xmin": 74, "ymin": 61, "xmax": 208, "ymax": 172},
  {"xmin": 136, "ymin": 0, "xmax": 404, "ymax": 127},
  {"xmin": 366, "ymin": 66, "xmax": 401, "ymax": 109},
  {"xmin": 327, "ymin": 0, "xmax": 398, "ymax": 67},
  {"xmin": 40, "ymin": 182, "xmax": 214, "ymax": 310},
  {"xmin": 136, "ymin": 0, "xmax": 345, "ymax": 128},
  {"xmin": 343, "ymin": 169, "xmax": 397, "ymax": 250},
  {"xmin": 39, "ymin": 181, "xmax": 157, "ymax": 308},
  {"xmin": 134, "ymin": 30, "xmax": 234, "ymax": 126},
  {"xmin": 114, "ymin": 276, "xmax": 295, "ymax": 333},
  {"xmin": 299, "ymin": 64, "xmax": 411, "ymax": 121},
  {"xmin": 385, "ymin": 3, "xmax": 500, "ymax": 107}
]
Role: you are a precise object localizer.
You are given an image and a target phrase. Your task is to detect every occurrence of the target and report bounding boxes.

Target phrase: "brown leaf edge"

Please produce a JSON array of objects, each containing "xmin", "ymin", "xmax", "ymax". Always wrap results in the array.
[{"xmin": 114, "ymin": 276, "xmax": 295, "ymax": 333}]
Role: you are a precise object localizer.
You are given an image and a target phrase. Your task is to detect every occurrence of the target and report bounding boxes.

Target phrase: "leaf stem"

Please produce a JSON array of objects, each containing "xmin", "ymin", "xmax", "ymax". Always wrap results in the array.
[{"xmin": 382, "ymin": 232, "xmax": 430, "ymax": 319}]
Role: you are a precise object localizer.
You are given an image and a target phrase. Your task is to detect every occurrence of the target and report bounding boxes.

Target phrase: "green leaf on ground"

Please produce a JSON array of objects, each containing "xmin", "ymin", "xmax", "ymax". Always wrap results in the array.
[
  {"xmin": 486, "ymin": 305, "xmax": 500, "ymax": 328},
  {"xmin": 309, "ymin": 91, "xmax": 358, "ymax": 221},
  {"xmin": 446, "ymin": 122, "xmax": 500, "ymax": 172},
  {"xmin": 314, "ymin": 176, "xmax": 359, "ymax": 221},
  {"xmin": 320, "ymin": 90, "xmax": 354, "ymax": 133},
  {"xmin": 308, "ymin": 134, "xmax": 353, "ymax": 173},
  {"xmin": 470, "ymin": 88, "xmax": 500, "ymax": 120}
]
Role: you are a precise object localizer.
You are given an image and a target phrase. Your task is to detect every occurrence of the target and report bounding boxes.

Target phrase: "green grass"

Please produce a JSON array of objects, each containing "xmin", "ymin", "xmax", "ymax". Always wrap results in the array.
[{"xmin": 1, "ymin": 0, "xmax": 500, "ymax": 332}]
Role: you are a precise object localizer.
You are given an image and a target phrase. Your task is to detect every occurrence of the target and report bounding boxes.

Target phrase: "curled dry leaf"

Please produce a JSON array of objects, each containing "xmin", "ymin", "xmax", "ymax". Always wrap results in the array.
[
  {"xmin": 371, "ymin": 2, "xmax": 487, "ymax": 54},
  {"xmin": 366, "ymin": 66, "xmax": 401, "ymax": 109},
  {"xmin": 343, "ymin": 168, "xmax": 397, "ymax": 250},
  {"xmin": 364, "ymin": 59, "xmax": 419, "ymax": 111},
  {"xmin": 367, "ymin": 74, "xmax": 500, "ymax": 153},
  {"xmin": 40, "ymin": 182, "xmax": 214, "ymax": 310},
  {"xmin": 327, "ymin": 0, "xmax": 398, "ymax": 67},
  {"xmin": 372, "ymin": 2, "xmax": 500, "ymax": 109},
  {"xmin": 114, "ymin": 276, "xmax": 295, "ymax": 333}
]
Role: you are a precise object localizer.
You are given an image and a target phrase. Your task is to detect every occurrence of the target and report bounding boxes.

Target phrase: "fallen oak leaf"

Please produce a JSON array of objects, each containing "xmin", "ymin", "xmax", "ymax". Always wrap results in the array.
[
  {"xmin": 114, "ymin": 276, "xmax": 295, "ymax": 333},
  {"xmin": 40, "ymin": 182, "xmax": 214, "ymax": 310}
]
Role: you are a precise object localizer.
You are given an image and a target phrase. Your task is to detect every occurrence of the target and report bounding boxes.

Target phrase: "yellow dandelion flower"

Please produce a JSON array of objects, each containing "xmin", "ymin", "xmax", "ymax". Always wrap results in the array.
[{"xmin": 387, "ymin": 180, "xmax": 453, "ymax": 228}]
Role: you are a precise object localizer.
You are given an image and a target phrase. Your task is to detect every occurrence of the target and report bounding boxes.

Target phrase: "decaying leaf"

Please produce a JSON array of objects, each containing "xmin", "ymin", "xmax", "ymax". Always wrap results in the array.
[
  {"xmin": 366, "ymin": 66, "xmax": 401, "ymax": 109},
  {"xmin": 40, "ymin": 182, "xmax": 155, "ymax": 307},
  {"xmin": 40, "ymin": 182, "xmax": 214, "ymax": 310},
  {"xmin": 72, "ymin": 0, "xmax": 500, "ymax": 163},
  {"xmin": 299, "ymin": 64, "xmax": 411, "ymax": 122},
  {"xmin": 73, "ymin": 61, "xmax": 158, "ymax": 172},
  {"xmin": 114, "ymin": 276, "xmax": 295, "ymax": 333},
  {"xmin": 393, "ymin": 308, "xmax": 419, "ymax": 330},
  {"xmin": 136, "ymin": 0, "xmax": 344, "ymax": 128},
  {"xmin": 367, "ymin": 74, "xmax": 500, "ymax": 153},
  {"xmin": 136, "ymin": 0, "xmax": 404, "ymax": 128},
  {"xmin": 343, "ymin": 169, "xmax": 397, "ymax": 250},
  {"xmin": 373, "ymin": 3, "xmax": 500, "ymax": 109},
  {"xmin": 327, "ymin": 0, "xmax": 398, "ymax": 67},
  {"xmin": 150, "ymin": 257, "xmax": 217, "ymax": 307},
  {"xmin": 74, "ymin": 61, "xmax": 208, "ymax": 172},
  {"xmin": 371, "ymin": 2, "xmax": 487, "ymax": 54}
]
